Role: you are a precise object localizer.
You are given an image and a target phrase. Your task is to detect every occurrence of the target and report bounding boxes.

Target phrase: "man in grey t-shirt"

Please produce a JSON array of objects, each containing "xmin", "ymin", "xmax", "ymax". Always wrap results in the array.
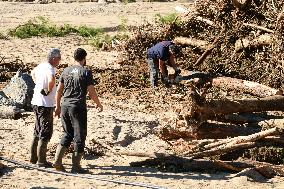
[{"xmin": 53, "ymin": 48, "xmax": 103, "ymax": 173}]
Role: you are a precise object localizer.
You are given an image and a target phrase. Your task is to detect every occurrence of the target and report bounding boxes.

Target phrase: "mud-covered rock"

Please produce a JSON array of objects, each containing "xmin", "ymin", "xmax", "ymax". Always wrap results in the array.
[{"xmin": 2, "ymin": 71, "xmax": 35, "ymax": 110}]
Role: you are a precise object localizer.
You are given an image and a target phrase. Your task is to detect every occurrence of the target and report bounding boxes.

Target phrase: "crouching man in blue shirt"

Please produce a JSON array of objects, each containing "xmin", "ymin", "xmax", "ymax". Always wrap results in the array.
[{"xmin": 146, "ymin": 41, "xmax": 181, "ymax": 87}]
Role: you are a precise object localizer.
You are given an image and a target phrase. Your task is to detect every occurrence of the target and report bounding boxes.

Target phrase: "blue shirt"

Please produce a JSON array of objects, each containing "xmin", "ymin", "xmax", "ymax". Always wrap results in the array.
[{"xmin": 147, "ymin": 41, "xmax": 174, "ymax": 61}]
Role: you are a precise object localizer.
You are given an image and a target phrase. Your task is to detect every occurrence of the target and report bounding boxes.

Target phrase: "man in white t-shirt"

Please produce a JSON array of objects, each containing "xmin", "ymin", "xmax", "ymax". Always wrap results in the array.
[{"xmin": 30, "ymin": 48, "xmax": 61, "ymax": 168}]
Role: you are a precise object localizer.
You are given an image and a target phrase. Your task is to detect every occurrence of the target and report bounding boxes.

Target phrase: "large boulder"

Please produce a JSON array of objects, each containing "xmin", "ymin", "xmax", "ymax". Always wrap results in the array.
[{"xmin": 2, "ymin": 71, "xmax": 35, "ymax": 110}]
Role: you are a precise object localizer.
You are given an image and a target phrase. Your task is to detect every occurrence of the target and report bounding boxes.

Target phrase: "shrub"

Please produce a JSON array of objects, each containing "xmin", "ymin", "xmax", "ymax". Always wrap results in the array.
[{"xmin": 155, "ymin": 13, "xmax": 181, "ymax": 25}]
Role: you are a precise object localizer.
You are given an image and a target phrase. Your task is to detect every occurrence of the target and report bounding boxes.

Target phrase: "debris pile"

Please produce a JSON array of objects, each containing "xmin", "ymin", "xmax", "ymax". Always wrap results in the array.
[{"xmin": 113, "ymin": 0, "xmax": 284, "ymax": 178}]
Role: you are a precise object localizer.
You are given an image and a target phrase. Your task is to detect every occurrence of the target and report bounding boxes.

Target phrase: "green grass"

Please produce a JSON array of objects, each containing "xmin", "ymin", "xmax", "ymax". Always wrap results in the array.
[
  {"xmin": 7, "ymin": 16, "xmax": 130, "ymax": 49},
  {"xmin": 8, "ymin": 17, "xmax": 103, "ymax": 39},
  {"xmin": 155, "ymin": 13, "xmax": 181, "ymax": 25}
]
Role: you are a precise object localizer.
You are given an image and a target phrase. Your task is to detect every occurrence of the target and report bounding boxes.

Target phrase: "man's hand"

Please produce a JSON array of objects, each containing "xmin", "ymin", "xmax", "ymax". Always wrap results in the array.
[
  {"xmin": 40, "ymin": 89, "xmax": 50, "ymax": 96},
  {"xmin": 54, "ymin": 107, "xmax": 61, "ymax": 118},
  {"xmin": 97, "ymin": 104, "xmax": 103, "ymax": 112}
]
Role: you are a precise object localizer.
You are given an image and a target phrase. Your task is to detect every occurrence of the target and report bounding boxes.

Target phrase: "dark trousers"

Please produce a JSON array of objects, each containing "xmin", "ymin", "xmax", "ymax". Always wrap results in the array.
[
  {"xmin": 147, "ymin": 58, "xmax": 168, "ymax": 87},
  {"xmin": 60, "ymin": 105, "xmax": 87, "ymax": 153},
  {"xmin": 147, "ymin": 58, "xmax": 159, "ymax": 87},
  {"xmin": 33, "ymin": 105, "xmax": 54, "ymax": 141}
]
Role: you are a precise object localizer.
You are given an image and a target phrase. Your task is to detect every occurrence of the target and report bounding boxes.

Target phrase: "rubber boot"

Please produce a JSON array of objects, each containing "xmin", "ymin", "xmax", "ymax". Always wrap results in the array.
[
  {"xmin": 37, "ymin": 139, "xmax": 53, "ymax": 168},
  {"xmin": 29, "ymin": 136, "xmax": 39, "ymax": 164},
  {"xmin": 71, "ymin": 152, "xmax": 90, "ymax": 174},
  {"xmin": 52, "ymin": 144, "xmax": 67, "ymax": 172}
]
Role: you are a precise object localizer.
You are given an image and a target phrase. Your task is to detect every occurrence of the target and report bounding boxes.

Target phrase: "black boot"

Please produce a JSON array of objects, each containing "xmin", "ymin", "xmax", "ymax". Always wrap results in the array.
[
  {"xmin": 29, "ymin": 136, "xmax": 39, "ymax": 164},
  {"xmin": 71, "ymin": 152, "xmax": 90, "ymax": 174},
  {"xmin": 52, "ymin": 144, "xmax": 67, "ymax": 172},
  {"xmin": 37, "ymin": 139, "xmax": 52, "ymax": 168}
]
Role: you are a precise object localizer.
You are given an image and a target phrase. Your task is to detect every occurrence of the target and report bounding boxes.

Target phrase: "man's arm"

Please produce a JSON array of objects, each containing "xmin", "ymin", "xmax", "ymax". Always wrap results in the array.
[
  {"xmin": 31, "ymin": 69, "xmax": 36, "ymax": 82},
  {"xmin": 47, "ymin": 74, "xmax": 56, "ymax": 93},
  {"xmin": 158, "ymin": 59, "xmax": 167, "ymax": 77},
  {"xmin": 87, "ymin": 85, "xmax": 103, "ymax": 112},
  {"xmin": 54, "ymin": 82, "xmax": 64, "ymax": 117}
]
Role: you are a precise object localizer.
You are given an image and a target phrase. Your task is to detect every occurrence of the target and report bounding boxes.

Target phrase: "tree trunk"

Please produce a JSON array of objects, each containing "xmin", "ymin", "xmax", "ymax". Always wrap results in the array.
[
  {"xmin": 235, "ymin": 34, "xmax": 272, "ymax": 52},
  {"xmin": 212, "ymin": 76, "xmax": 282, "ymax": 97},
  {"xmin": 174, "ymin": 37, "xmax": 209, "ymax": 50},
  {"xmin": 194, "ymin": 95, "xmax": 284, "ymax": 120},
  {"xmin": 185, "ymin": 127, "xmax": 281, "ymax": 158}
]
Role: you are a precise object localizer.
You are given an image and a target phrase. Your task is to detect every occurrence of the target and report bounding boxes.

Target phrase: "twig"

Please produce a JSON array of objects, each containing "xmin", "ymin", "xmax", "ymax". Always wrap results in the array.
[{"xmin": 243, "ymin": 23, "xmax": 274, "ymax": 33}]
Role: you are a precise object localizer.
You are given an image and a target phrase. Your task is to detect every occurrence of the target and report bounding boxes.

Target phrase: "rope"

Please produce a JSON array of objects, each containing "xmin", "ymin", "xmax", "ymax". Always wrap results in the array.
[{"xmin": 0, "ymin": 156, "xmax": 166, "ymax": 189}]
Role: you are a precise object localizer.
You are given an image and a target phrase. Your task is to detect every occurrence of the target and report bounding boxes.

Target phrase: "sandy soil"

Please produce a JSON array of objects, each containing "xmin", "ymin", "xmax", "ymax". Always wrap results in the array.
[{"xmin": 1, "ymin": 1, "xmax": 284, "ymax": 189}]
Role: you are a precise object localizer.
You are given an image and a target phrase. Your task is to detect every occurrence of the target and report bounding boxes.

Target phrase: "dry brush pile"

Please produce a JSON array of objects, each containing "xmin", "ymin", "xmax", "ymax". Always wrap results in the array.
[{"xmin": 108, "ymin": 0, "xmax": 284, "ymax": 178}]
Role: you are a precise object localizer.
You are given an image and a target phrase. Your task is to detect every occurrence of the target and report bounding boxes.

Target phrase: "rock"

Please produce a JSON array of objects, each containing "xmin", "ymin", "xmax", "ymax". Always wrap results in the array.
[{"xmin": 2, "ymin": 71, "xmax": 35, "ymax": 110}]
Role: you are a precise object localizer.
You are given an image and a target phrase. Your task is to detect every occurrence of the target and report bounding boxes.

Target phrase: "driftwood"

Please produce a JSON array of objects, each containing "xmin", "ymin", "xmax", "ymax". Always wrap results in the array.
[
  {"xmin": 195, "ymin": 16, "xmax": 215, "ymax": 26},
  {"xmin": 235, "ymin": 34, "xmax": 272, "ymax": 52},
  {"xmin": 158, "ymin": 120, "xmax": 261, "ymax": 140},
  {"xmin": 276, "ymin": 6, "xmax": 284, "ymax": 26},
  {"xmin": 194, "ymin": 33, "xmax": 223, "ymax": 67},
  {"xmin": 184, "ymin": 127, "xmax": 281, "ymax": 158},
  {"xmin": 193, "ymin": 95, "xmax": 284, "ymax": 121},
  {"xmin": 129, "ymin": 156, "xmax": 284, "ymax": 178},
  {"xmin": 212, "ymin": 76, "xmax": 283, "ymax": 97},
  {"xmin": 202, "ymin": 127, "xmax": 280, "ymax": 150},
  {"xmin": 243, "ymin": 23, "xmax": 274, "ymax": 33},
  {"xmin": 174, "ymin": 37, "xmax": 209, "ymax": 50}
]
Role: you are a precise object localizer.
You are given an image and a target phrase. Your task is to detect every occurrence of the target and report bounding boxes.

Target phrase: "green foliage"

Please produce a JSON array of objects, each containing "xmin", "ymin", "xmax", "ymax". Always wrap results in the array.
[
  {"xmin": 88, "ymin": 33, "xmax": 112, "ymax": 50},
  {"xmin": 118, "ymin": 17, "xmax": 128, "ymax": 33},
  {"xmin": 121, "ymin": 0, "xmax": 135, "ymax": 4},
  {"xmin": 76, "ymin": 25, "xmax": 103, "ymax": 37},
  {"xmin": 8, "ymin": 17, "xmax": 103, "ymax": 39},
  {"xmin": 155, "ymin": 13, "xmax": 181, "ymax": 25},
  {"xmin": 7, "ymin": 16, "xmax": 129, "ymax": 50}
]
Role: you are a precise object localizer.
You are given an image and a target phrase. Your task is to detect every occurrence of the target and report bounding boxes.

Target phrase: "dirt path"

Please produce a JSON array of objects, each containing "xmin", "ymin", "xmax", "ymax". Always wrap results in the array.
[{"xmin": 1, "ymin": 1, "xmax": 284, "ymax": 189}]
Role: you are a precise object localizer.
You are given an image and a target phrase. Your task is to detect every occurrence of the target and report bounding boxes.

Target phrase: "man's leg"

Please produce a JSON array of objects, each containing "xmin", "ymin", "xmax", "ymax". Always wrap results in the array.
[
  {"xmin": 35, "ymin": 106, "xmax": 54, "ymax": 168},
  {"xmin": 147, "ymin": 58, "xmax": 159, "ymax": 87},
  {"xmin": 69, "ymin": 106, "xmax": 88, "ymax": 174},
  {"xmin": 53, "ymin": 106, "xmax": 72, "ymax": 171},
  {"xmin": 30, "ymin": 106, "xmax": 40, "ymax": 164}
]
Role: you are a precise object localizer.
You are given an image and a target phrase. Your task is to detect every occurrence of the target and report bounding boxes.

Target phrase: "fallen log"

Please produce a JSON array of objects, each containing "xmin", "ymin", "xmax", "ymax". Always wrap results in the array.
[
  {"xmin": 202, "ymin": 127, "xmax": 280, "ymax": 150},
  {"xmin": 130, "ymin": 158, "xmax": 252, "ymax": 173},
  {"xmin": 195, "ymin": 16, "xmax": 215, "ymax": 26},
  {"xmin": 174, "ymin": 37, "xmax": 209, "ymax": 50},
  {"xmin": 212, "ymin": 76, "xmax": 283, "ymax": 97},
  {"xmin": 130, "ymin": 156, "xmax": 284, "ymax": 178},
  {"xmin": 193, "ymin": 95, "xmax": 284, "ymax": 121},
  {"xmin": 157, "ymin": 118, "xmax": 261, "ymax": 140},
  {"xmin": 235, "ymin": 34, "xmax": 272, "ymax": 52},
  {"xmin": 185, "ymin": 127, "xmax": 281, "ymax": 158}
]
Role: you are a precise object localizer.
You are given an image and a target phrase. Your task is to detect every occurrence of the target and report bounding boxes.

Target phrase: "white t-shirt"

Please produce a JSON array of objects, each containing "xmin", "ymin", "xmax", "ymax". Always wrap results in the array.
[{"xmin": 31, "ymin": 62, "xmax": 56, "ymax": 107}]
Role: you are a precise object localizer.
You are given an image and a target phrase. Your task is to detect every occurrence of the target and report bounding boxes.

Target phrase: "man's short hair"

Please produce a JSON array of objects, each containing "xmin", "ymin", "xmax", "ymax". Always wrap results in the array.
[
  {"xmin": 169, "ymin": 44, "xmax": 180, "ymax": 55},
  {"xmin": 47, "ymin": 48, "xmax": 61, "ymax": 62},
  {"xmin": 74, "ymin": 48, "xmax": 87, "ymax": 61}
]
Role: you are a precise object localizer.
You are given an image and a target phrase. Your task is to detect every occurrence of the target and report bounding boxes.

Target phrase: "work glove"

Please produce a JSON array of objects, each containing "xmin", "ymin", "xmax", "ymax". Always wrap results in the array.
[
  {"xmin": 174, "ymin": 69, "xmax": 181, "ymax": 77},
  {"xmin": 40, "ymin": 89, "xmax": 50, "ymax": 96}
]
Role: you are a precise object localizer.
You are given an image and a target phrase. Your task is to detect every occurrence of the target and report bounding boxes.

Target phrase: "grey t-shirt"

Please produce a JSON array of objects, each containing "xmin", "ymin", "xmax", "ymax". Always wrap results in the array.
[{"xmin": 59, "ymin": 65, "xmax": 94, "ymax": 107}]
